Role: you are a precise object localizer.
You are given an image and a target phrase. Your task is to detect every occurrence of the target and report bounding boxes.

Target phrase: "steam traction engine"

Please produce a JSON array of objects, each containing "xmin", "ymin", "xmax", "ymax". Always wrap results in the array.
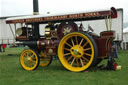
[{"xmin": 6, "ymin": 7, "xmax": 118, "ymax": 72}]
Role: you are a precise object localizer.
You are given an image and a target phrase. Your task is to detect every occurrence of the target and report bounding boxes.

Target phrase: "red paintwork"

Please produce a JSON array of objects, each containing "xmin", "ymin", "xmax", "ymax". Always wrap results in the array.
[
  {"xmin": 46, "ymin": 47, "xmax": 56, "ymax": 55},
  {"xmin": 37, "ymin": 38, "xmax": 60, "ymax": 55},
  {"xmin": 16, "ymin": 36, "xmax": 29, "ymax": 41},
  {"xmin": 57, "ymin": 22, "xmax": 78, "ymax": 38},
  {"xmin": 111, "ymin": 7, "xmax": 117, "ymax": 18},
  {"xmin": 94, "ymin": 31, "xmax": 115, "ymax": 58}
]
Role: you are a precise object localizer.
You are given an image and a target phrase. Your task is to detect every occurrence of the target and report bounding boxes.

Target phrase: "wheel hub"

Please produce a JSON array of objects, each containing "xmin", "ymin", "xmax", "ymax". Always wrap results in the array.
[
  {"xmin": 71, "ymin": 45, "xmax": 84, "ymax": 58},
  {"xmin": 27, "ymin": 57, "xmax": 33, "ymax": 62}
]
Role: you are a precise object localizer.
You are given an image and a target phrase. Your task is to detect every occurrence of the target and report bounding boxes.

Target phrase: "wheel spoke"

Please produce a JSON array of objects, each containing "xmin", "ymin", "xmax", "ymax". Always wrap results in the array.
[
  {"xmin": 82, "ymin": 56, "xmax": 89, "ymax": 61},
  {"xmin": 84, "ymin": 53, "xmax": 92, "ymax": 56},
  {"xmin": 64, "ymin": 48, "xmax": 71, "ymax": 51},
  {"xmin": 76, "ymin": 58, "xmax": 79, "ymax": 67},
  {"xmin": 31, "ymin": 60, "xmax": 36, "ymax": 64},
  {"xmin": 83, "ymin": 42, "xmax": 88, "ymax": 47},
  {"xmin": 83, "ymin": 61, "xmax": 87, "ymax": 65},
  {"xmin": 64, "ymin": 53, "xmax": 71, "ymax": 56},
  {"xmin": 27, "ymin": 52, "xmax": 31, "ymax": 58},
  {"xmin": 65, "ymin": 42, "xmax": 72, "ymax": 48},
  {"xmin": 24, "ymin": 53, "xmax": 27, "ymax": 57},
  {"xmin": 75, "ymin": 36, "xmax": 78, "ymax": 45},
  {"xmin": 67, "ymin": 56, "xmax": 73, "ymax": 61},
  {"xmin": 25, "ymin": 53, "xmax": 29, "ymax": 58},
  {"xmin": 30, "ymin": 54, "xmax": 34, "ymax": 58},
  {"xmin": 31, "ymin": 61, "xmax": 36, "ymax": 66},
  {"xmin": 83, "ymin": 48, "xmax": 91, "ymax": 51},
  {"xmin": 71, "ymin": 38, "xmax": 75, "ymax": 46},
  {"xmin": 28, "ymin": 60, "xmax": 32, "ymax": 63},
  {"xmin": 28, "ymin": 61, "xmax": 32, "ymax": 67},
  {"xmin": 80, "ymin": 58, "xmax": 84, "ymax": 67},
  {"xmin": 23, "ymin": 55, "xmax": 28, "ymax": 59},
  {"xmin": 23, "ymin": 57, "xmax": 28, "ymax": 62},
  {"xmin": 79, "ymin": 38, "xmax": 84, "ymax": 47},
  {"xmin": 71, "ymin": 58, "xmax": 75, "ymax": 66},
  {"xmin": 28, "ymin": 63, "xmax": 31, "ymax": 67}
]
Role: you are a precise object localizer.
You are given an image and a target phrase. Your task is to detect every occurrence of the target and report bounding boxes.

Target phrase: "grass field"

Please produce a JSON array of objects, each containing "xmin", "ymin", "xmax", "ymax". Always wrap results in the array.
[{"xmin": 0, "ymin": 47, "xmax": 128, "ymax": 85}]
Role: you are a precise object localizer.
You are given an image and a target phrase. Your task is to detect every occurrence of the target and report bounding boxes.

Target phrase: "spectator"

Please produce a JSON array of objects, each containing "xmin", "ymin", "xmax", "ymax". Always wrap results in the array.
[
  {"xmin": 2, "ymin": 44, "xmax": 6, "ymax": 52},
  {"xmin": 0, "ymin": 44, "xmax": 2, "ymax": 52}
]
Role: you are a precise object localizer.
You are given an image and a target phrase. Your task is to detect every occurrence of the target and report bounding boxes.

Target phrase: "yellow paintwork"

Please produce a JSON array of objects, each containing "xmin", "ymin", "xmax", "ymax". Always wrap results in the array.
[
  {"xmin": 58, "ymin": 32, "xmax": 94, "ymax": 72},
  {"xmin": 70, "ymin": 45, "xmax": 84, "ymax": 58},
  {"xmin": 20, "ymin": 49, "xmax": 39, "ymax": 70}
]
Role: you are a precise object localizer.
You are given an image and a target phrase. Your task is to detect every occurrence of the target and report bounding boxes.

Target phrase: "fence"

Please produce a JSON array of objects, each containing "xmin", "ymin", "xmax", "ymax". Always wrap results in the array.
[
  {"xmin": 0, "ymin": 39, "xmax": 15, "ymax": 45},
  {"xmin": 121, "ymin": 42, "xmax": 128, "ymax": 50}
]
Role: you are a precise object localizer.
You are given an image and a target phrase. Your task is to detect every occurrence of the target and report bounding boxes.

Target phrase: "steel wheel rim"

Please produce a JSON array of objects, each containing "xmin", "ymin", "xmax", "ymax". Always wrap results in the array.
[
  {"xmin": 20, "ymin": 49, "xmax": 39, "ymax": 70},
  {"xmin": 58, "ymin": 32, "xmax": 95, "ymax": 72}
]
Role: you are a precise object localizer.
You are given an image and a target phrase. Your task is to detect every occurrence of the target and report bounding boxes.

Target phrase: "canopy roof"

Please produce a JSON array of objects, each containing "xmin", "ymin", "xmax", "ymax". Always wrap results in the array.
[{"xmin": 6, "ymin": 7, "xmax": 117, "ymax": 24}]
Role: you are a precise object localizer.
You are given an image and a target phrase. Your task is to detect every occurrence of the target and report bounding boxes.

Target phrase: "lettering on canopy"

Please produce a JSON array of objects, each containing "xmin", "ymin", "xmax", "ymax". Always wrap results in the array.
[{"xmin": 6, "ymin": 11, "xmax": 111, "ymax": 24}]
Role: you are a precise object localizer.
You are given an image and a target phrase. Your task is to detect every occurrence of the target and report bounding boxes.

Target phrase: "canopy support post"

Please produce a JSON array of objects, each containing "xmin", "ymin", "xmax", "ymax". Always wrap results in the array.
[
  {"xmin": 9, "ymin": 24, "xmax": 16, "ymax": 40},
  {"xmin": 105, "ymin": 16, "xmax": 112, "ymax": 31}
]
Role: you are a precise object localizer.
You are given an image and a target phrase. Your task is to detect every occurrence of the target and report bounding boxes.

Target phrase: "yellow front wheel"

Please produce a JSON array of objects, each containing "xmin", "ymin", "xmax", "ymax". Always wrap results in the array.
[
  {"xmin": 58, "ymin": 32, "xmax": 97, "ymax": 72},
  {"xmin": 20, "ymin": 49, "xmax": 40, "ymax": 70}
]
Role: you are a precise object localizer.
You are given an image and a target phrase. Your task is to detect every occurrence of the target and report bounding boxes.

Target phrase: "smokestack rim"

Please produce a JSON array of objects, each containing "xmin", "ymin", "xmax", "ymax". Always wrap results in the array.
[{"xmin": 33, "ymin": 12, "xmax": 39, "ymax": 15}]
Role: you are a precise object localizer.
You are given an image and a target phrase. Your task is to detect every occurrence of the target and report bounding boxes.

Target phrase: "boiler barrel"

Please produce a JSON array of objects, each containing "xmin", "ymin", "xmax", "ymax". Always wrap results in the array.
[{"xmin": 16, "ymin": 41, "xmax": 38, "ymax": 49}]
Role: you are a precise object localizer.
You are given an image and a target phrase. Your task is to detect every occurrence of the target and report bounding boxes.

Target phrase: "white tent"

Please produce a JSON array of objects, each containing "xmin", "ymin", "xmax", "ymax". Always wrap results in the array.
[
  {"xmin": 0, "ymin": 17, "xmax": 15, "ymax": 44},
  {"xmin": 123, "ymin": 27, "xmax": 128, "ymax": 42}
]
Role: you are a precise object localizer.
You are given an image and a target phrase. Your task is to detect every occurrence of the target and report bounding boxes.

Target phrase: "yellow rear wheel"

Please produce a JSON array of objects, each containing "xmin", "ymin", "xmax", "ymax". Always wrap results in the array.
[
  {"xmin": 39, "ymin": 51, "xmax": 52, "ymax": 66},
  {"xmin": 20, "ymin": 49, "xmax": 40, "ymax": 70},
  {"xmin": 58, "ymin": 32, "xmax": 97, "ymax": 72}
]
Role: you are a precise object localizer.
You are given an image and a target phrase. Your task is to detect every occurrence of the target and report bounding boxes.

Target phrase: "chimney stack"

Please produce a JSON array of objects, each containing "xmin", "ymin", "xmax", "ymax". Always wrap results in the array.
[{"xmin": 33, "ymin": 0, "xmax": 39, "ymax": 15}]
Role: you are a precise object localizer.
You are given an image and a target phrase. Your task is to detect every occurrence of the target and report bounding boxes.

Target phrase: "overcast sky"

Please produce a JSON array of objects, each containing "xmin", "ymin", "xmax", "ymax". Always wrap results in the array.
[{"xmin": 0, "ymin": 0, "xmax": 128, "ymax": 23}]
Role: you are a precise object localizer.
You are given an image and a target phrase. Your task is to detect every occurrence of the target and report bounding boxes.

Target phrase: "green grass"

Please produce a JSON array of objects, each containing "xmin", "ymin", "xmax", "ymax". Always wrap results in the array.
[{"xmin": 0, "ymin": 47, "xmax": 128, "ymax": 85}]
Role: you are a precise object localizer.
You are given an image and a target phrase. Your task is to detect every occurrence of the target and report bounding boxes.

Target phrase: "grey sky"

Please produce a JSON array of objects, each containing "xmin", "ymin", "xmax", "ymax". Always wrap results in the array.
[{"xmin": 0, "ymin": 0, "xmax": 128, "ymax": 23}]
